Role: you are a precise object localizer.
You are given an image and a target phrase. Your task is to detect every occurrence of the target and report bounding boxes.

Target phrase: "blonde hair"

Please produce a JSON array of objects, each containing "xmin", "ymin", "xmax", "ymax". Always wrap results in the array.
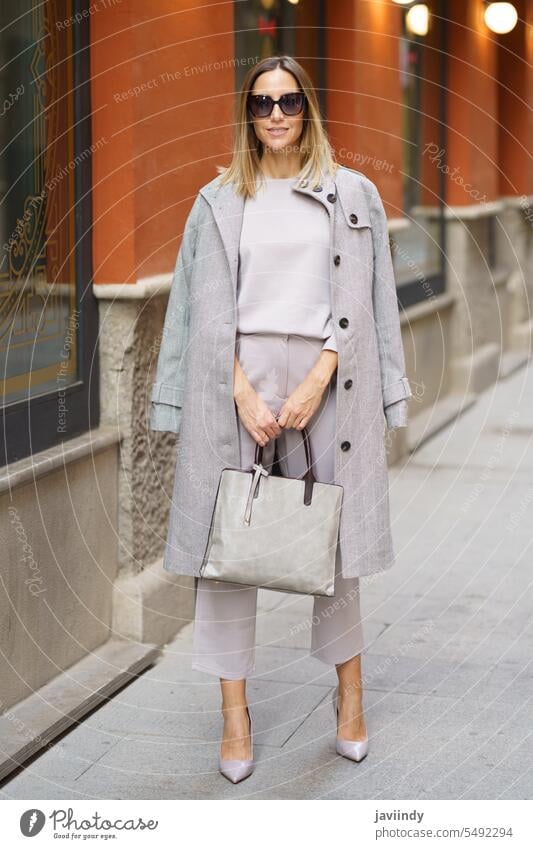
[{"xmin": 217, "ymin": 55, "xmax": 339, "ymax": 199}]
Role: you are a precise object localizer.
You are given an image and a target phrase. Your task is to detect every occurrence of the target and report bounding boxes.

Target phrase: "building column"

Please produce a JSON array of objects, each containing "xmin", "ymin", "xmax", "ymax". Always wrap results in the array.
[
  {"xmin": 444, "ymin": 0, "xmax": 526, "ymax": 393},
  {"xmin": 496, "ymin": 0, "xmax": 533, "ymax": 354}
]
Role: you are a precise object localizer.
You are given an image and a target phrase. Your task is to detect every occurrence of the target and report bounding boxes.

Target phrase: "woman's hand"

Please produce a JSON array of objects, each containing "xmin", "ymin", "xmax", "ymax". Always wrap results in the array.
[
  {"xmin": 277, "ymin": 349, "xmax": 337, "ymax": 430},
  {"xmin": 234, "ymin": 354, "xmax": 282, "ymax": 446}
]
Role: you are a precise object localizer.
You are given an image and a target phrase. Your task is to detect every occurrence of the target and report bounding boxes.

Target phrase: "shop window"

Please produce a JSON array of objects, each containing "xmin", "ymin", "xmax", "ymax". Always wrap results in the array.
[{"xmin": 0, "ymin": 0, "xmax": 97, "ymax": 465}]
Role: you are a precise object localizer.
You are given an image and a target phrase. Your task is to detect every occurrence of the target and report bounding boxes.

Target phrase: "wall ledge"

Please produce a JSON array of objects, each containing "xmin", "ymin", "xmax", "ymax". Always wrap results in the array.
[
  {"xmin": 500, "ymin": 194, "xmax": 533, "ymax": 209},
  {"xmin": 0, "ymin": 425, "xmax": 121, "ymax": 496},
  {"xmin": 93, "ymin": 274, "xmax": 172, "ymax": 299},
  {"xmin": 400, "ymin": 290, "xmax": 455, "ymax": 326},
  {"xmin": 387, "ymin": 216, "xmax": 411, "ymax": 234},
  {"xmin": 412, "ymin": 200, "xmax": 505, "ymax": 221},
  {"xmin": 0, "ymin": 637, "xmax": 159, "ymax": 781}
]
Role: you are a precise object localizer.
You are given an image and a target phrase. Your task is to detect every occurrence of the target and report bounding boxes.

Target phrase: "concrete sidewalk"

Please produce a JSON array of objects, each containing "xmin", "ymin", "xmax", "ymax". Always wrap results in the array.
[{"xmin": 3, "ymin": 363, "xmax": 533, "ymax": 800}]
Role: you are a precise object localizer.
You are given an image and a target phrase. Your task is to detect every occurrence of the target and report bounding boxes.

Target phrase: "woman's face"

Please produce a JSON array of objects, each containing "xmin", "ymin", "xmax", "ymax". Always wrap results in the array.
[{"xmin": 248, "ymin": 68, "xmax": 305, "ymax": 153}]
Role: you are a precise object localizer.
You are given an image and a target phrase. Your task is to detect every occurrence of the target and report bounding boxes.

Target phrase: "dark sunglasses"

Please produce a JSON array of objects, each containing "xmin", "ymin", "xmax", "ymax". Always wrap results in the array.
[{"xmin": 247, "ymin": 91, "xmax": 306, "ymax": 118}]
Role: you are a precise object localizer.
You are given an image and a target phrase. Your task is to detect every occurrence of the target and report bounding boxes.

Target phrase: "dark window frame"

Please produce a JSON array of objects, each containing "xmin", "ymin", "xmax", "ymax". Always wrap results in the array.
[
  {"xmin": 1, "ymin": 0, "xmax": 98, "ymax": 466},
  {"xmin": 395, "ymin": 0, "xmax": 448, "ymax": 311}
]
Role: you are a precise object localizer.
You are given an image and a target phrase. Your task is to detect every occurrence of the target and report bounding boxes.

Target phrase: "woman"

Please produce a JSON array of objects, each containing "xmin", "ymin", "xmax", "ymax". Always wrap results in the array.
[{"xmin": 150, "ymin": 55, "xmax": 412, "ymax": 784}]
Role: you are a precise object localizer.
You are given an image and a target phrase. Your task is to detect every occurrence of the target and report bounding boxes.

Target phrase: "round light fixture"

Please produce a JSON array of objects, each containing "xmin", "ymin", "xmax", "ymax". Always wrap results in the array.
[
  {"xmin": 484, "ymin": 2, "xmax": 518, "ymax": 34},
  {"xmin": 406, "ymin": 4, "xmax": 429, "ymax": 36}
]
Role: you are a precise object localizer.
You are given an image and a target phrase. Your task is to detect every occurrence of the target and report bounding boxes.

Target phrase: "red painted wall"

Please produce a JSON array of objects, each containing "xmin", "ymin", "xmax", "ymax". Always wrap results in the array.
[
  {"xmin": 90, "ymin": 0, "xmax": 234, "ymax": 286},
  {"xmin": 326, "ymin": 0, "xmax": 404, "ymax": 216}
]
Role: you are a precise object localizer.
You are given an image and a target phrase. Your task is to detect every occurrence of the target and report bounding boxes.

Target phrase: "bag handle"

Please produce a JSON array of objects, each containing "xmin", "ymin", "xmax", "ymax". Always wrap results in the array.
[{"xmin": 254, "ymin": 426, "xmax": 316, "ymax": 506}]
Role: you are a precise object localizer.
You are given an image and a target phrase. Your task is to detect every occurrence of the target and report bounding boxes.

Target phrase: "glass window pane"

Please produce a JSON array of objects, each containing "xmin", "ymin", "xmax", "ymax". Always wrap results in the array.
[{"xmin": 0, "ymin": 0, "xmax": 79, "ymax": 407}]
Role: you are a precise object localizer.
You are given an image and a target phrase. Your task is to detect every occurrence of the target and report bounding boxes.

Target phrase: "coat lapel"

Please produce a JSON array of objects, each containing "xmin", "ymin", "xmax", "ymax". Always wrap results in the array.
[{"xmin": 206, "ymin": 180, "xmax": 244, "ymax": 296}]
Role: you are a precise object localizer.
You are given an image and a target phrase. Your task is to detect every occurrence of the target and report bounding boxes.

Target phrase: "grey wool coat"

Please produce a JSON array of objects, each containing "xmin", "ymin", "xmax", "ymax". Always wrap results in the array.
[{"xmin": 150, "ymin": 164, "xmax": 412, "ymax": 580}]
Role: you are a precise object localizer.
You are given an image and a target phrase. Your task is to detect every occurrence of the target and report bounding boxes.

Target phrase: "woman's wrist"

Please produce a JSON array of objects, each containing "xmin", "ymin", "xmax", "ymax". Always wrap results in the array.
[
  {"xmin": 234, "ymin": 382, "xmax": 252, "ymax": 404},
  {"xmin": 309, "ymin": 350, "xmax": 338, "ymax": 391},
  {"xmin": 233, "ymin": 355, "xmax": 253, "ymax": 402}
]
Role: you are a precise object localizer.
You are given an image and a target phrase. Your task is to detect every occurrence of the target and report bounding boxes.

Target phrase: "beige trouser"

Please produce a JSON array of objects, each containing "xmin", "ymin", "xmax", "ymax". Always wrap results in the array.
[{"xmin": 192, "ymin": 332, "xmax": 365, "ymax": 679}]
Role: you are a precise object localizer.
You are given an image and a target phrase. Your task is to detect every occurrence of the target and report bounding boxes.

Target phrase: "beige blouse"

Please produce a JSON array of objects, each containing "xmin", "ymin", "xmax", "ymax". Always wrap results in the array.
[{"xmin": 237, "ymin": 175, "xmax": 337, "ymax": 352}]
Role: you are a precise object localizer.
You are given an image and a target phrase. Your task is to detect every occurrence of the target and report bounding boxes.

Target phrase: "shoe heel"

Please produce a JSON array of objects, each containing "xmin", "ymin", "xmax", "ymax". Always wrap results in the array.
[{"xmin": 331, "ymin": 685, "xmax": 338, "ymax": 718}]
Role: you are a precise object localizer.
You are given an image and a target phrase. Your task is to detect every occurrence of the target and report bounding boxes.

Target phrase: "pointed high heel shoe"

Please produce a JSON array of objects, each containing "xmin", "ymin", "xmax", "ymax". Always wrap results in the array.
[
  {"xmin": 218, "ymin": 704, "xmax": 254, "ymax": 784},
  {"xmin": 332, "ymin": 686, "xmax": 369, "ymax": 763}
]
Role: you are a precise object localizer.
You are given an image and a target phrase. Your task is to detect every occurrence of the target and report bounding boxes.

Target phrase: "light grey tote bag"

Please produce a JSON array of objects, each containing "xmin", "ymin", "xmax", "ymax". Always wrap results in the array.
[{"xmin": 200, "ymin": 427, "xmax": 343, "ymax": 597}]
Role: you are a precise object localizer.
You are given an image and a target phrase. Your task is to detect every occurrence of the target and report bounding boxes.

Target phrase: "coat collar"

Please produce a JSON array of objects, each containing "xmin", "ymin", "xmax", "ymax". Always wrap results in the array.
[
  {"xmin": 199, "ymin": 162, "xmax": 339, "ymax": 213},
  {"xmin": 198, "ymin": 164, "xmax": 363, "ymax": 294}
]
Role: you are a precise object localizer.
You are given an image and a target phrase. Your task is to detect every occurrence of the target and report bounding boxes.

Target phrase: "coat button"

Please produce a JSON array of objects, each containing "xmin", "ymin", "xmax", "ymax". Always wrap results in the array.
[
  {"xmin": 339, "ymin": 317, "xmax": 349, "ymax": 328},
  {"xmin": 349, "ymin": 213, "xmax": 358, "ymax": 224},
  {"xmin": 327, "ymin": 192, "xmax": 336, "ymax": 203},
  {"xmin": 344, "ymin": 379, "xmax": 353, "ymax": 389},
  {"xmin": 312, "ymin": 185, "xmax": 323, "ymax": 192},
  {"xmin": 333, "ymin": 255, "xmax": 341, "ymax": 266},
  {"xmin": 341, "ymin": 441, "xmax": 351, "ymax": 451}
]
